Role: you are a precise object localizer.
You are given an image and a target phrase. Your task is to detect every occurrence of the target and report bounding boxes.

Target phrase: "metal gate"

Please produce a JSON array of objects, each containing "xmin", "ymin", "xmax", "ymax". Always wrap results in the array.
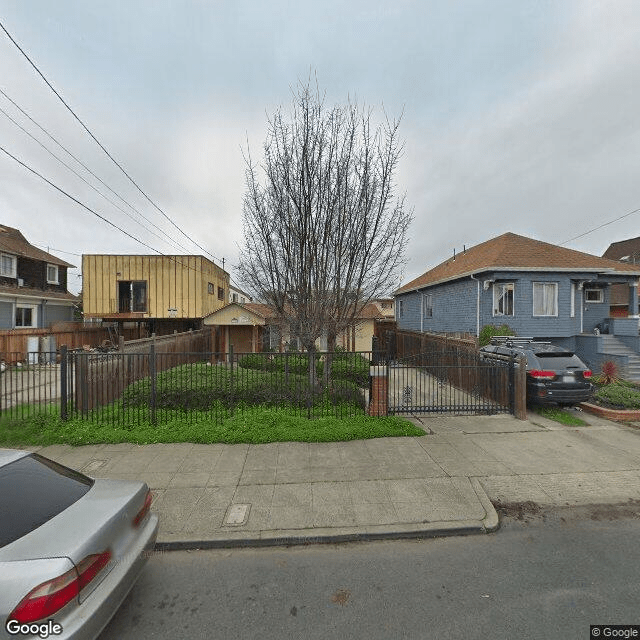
[{"xmin": 387, "ymin": 349, "xmax": 515, "ymax": 415}]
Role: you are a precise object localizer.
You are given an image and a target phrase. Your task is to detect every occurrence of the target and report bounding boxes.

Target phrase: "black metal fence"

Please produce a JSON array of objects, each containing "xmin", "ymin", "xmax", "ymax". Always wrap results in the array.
[
  {"xmin": 0, "ymin": 349, "xmax": 373, "ymax": 426},
  {"xmin": 387, "ymin": 349, "xmax": 515, "ymax": 415}
]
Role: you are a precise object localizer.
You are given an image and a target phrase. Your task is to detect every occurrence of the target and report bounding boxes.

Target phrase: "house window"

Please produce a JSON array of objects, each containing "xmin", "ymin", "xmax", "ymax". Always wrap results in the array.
[
  {"xmin": 118, "ymin": 281, "xmax": 147, "ymax": 312},
  {"xmin": 422, "ymin": 294, "xmax": 433, "ymax": 318},
  {"xmin": 493, "ymin": 283, "xmax": 514, "ymax": 316},
  {"xmin": 398, "ymin": 299, "xmax": 404, "ymax": 318},
  {"xmin": 584, "ymin": 287, "xmax": 603, "ymax": 303},
  {"xmin": 208, "ymin": 282, "xmax": 214, "ymax": 295},
  {"xmin": 232, "ymin": 293, "xmax": 238, "ymax": 302},
  {"xmin": 15, "ymin": 304, "xmax": 36, "ymax": 328},
  {"xmin": 533, "ymin": 282, "xmax": 558, "ymax": 316},
  {"xmin": 0, "ymin": 253, "xmax": 16, "ymax": 278},
  {"xmin": 218, "ymin": 286, "xmax": 224, "ymax": 301},
  {"xmin": 46, "ymin": 264, "xmax": 59, "ymax": 284}
]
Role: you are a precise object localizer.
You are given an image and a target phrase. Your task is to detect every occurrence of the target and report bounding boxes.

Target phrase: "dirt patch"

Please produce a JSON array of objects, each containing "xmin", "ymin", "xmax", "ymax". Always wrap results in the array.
[
  {"xmin": 491, "ymin": 498, "xmax": 640, "ymax": 524},
  {"xmin": 491, "ymin": 500, "xmax": 543, "ymax": 522}
]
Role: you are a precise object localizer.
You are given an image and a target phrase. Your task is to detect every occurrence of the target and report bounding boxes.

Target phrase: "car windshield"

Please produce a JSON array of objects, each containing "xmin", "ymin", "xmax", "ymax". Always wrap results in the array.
[
  {"xmin": 0, "ymin": 454, "xmax": 93, "ymax": 548},
  {"xmin": 535, "ymin": 354, "xmax": 586, "ymax": 369}
]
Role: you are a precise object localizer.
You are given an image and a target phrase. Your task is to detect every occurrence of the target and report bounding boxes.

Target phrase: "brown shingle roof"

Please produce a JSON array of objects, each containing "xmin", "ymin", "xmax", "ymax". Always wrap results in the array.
[
  {"xmin": 0, "ymin": 225, "xmax": 74, "ymax": 268},
  {"xmin": 603, "ymin": 236, "xmax": 640, "ymax": 263},
  {"xmin": 0, "ymin": 284, "xmax": 77, "ymax": 302},
  {"xmin": 396, "ymin": 232, "xmax": 640, "ymax": 294}
]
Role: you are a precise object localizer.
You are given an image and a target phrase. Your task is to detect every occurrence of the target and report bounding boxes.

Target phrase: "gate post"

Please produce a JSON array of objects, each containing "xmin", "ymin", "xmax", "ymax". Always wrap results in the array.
[
  {"xmin": 368, "ymin": 365, "xmax": 388, "ymax": 416},
  {"xmin": 60, "ymin": 345, "xmax": 68, "ymax": 421},
  {"xmin": 508, "ymin": 354, "xmax": 515, "ymax": 415}
]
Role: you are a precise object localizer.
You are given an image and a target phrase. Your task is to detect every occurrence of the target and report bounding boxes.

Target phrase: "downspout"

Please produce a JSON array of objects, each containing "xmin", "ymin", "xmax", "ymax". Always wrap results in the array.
[
  {"xmin": 470, "ymin": 274, "xmax": 480, "ymax": 338},
  {"xmin": 578, "ymin": 281, "xmax": 585, "ymax": 334}
]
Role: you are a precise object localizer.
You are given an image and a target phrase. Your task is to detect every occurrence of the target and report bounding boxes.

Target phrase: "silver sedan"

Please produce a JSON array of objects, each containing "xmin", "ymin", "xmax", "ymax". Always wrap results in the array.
[{"xmin": 0, "ymin": 449, "xmax": 158, "ymax": 639}]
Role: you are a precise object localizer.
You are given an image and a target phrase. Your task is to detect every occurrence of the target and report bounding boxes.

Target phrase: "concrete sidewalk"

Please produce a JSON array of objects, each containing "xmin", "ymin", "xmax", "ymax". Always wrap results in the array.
[{"xmin": 29, "ymin": 410, "xmax": 640, "ymax": 548}]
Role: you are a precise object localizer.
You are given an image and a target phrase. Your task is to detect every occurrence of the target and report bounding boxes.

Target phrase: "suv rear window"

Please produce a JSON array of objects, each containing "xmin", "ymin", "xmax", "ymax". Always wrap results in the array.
[
  {"xmin": 535, "ymin": 354, "xmax": 586, "ymax": 369},
  {"xmin": 0, "ymin": 454, "xmax": 93, "ymax": 548}
]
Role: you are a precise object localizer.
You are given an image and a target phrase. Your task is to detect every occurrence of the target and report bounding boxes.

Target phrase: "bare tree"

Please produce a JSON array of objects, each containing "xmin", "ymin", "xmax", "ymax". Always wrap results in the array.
[{"xmin": 238, "ymin": 81, "xmax": 412, "ymax": 385}]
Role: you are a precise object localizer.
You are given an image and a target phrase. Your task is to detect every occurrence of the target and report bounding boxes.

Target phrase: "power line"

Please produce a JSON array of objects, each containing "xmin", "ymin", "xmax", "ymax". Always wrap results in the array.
[
  {"xmin": 0, "ymin": 19, "xmax": 222, "ymax": 265},
  {"xmin": 0, "ymin": 145, "xmax": 230, "ymax": 280},
  {"xmin": 560, "ymin": 206, "xmax": 640, "ymax": 247},
  {"xmin": 0, "ymin": 144, "xmax": 161, "ymax": 253},
  {"xmin": 0, "ymin": 102, "xmax": 191, "ymax": 253},
  {"xmin": 0, "ymin": 86, "xmax": 196, "ymax": 254}
]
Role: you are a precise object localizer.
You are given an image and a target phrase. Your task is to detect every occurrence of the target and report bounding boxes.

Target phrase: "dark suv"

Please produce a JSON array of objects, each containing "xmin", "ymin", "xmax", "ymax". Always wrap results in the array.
[{"xmin": 480, "ymin": 337, "xmax": 593, "ymax": 406}]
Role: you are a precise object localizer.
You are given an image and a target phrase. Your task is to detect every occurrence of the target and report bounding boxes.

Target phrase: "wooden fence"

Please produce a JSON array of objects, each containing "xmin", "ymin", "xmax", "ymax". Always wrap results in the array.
[
  {"xmin": 73, "ymin": 329, "xmax": 212, "ymax": 413},
  {"xmin": 374, "ymin": 327, "xmax": 527, "ymax": 420},
  {"xmin": 0, "ymin": 323, "xmax": 140, "ymax": 363}
]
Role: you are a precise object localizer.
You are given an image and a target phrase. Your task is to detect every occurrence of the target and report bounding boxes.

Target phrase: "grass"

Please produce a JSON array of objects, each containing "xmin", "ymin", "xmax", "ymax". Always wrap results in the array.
[
  {"xmin": 0, "ymin": 406, "xmax": 423, "ymax": 446},
  {"xmin": 534, "ymin": 406, "xmax": 588, "ymax": 426}
]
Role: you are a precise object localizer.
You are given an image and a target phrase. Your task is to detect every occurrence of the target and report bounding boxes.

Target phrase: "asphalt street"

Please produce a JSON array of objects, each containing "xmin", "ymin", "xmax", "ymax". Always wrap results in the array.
[{"xmin": 99, "ymin": 504, "xmax": 640, "ymax": 640}]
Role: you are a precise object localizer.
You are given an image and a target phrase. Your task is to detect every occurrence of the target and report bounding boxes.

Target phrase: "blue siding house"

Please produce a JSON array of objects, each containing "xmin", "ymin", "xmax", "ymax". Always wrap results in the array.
[{"xmin": 394, "ymin": 233, "xmax": 640, "ymax": 377}]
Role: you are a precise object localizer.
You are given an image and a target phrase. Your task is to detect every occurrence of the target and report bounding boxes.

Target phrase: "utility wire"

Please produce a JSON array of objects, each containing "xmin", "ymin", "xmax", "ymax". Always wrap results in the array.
[
  {"xmin": 0, "ymin": 144, "xmax": 160, "ymax": 253},
  {"xmin": 0, "ymin": 145, "xmax": 229, "ymax": 280},
  {"xmin": 560, "ymin": 206, "xmax": 640, "ymax": 246},
  {"xmin": 0, "ymin": 20, "xmax": 222, "ymax": 265},
  {"xmin": 0, "ymin": 86, "xmax": 196, "ymax": 254},
  {"xmin": 0, "ymin": 103, "xmax": 189, "ymax": 253}
]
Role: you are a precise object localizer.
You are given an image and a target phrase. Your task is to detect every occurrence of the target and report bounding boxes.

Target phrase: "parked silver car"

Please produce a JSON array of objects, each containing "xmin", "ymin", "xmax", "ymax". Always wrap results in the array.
[{"xmin": 0, "ymin": 449, "xmax": 158, "ymax": 639}]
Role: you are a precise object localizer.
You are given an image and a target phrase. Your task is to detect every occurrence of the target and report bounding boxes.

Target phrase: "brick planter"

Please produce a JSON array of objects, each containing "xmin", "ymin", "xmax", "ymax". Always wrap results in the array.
[{"xmin": 579, "ymin": 401, "xmax": 640, "ymax": 422}]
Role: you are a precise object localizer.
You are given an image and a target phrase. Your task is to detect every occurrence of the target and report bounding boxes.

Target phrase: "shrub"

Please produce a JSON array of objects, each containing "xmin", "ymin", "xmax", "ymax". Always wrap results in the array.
[
  {"xmin": 479, "ymin": 323, "xmax": 516, "ymax": 347},
  {"xmin": 121, "ymin": 361, "xmax": 366, "ymax": 412},
  {"xmin": 593, "ymin": 380, "xmax": 640, "ymax": 409},
  {"xmin": 597, "ymin": 360, "xmax": 619, "ymax": 385}
]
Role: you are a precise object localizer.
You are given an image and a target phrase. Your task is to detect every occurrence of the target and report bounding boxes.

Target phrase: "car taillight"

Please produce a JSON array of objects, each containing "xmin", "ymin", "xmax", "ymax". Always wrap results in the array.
[
  {"xmin": 133, "ymin": 489, "xmax": 153, "ymax": 528},
  {"xmin": 9, "ymin": 550, "xmax": 112, "ymax": 624},
  {"xmin": 583, "ymin": 370, "xmax": 592, "ymax": 378},
  {"xmin": 529, "ymin": 370, "xmax": 556, "ymax": 379}
]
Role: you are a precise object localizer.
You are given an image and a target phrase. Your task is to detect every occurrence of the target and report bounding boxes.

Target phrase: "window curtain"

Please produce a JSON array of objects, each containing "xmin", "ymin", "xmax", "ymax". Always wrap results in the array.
[{"xmin": 533, "ymin": 283, "xmax": 557, "ymax": 316}]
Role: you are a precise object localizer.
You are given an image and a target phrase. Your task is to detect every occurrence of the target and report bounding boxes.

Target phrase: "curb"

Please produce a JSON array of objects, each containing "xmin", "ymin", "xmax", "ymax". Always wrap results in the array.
[
  {"xmin": 470, "ymin": 477, "xmax": 500, "ymax": 533},
  {"xmin": 154, "ymin": 520, "xmax": 491, "ymax": 552}
]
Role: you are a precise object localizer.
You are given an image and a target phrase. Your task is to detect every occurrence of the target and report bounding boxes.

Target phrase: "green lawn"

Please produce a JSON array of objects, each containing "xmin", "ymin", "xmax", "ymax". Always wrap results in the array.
[
  {"xmin": 0, "ymin": 355, "xmax": 425, "ymax": 446},
  {"xmin": 0, "ymin": 406, "xmax": 423, "ymax": 446}
]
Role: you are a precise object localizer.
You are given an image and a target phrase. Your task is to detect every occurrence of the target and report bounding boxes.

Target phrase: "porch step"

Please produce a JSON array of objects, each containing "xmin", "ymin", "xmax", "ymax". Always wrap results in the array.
[{"xmin": 598, "ymin": 336, "xmax": 640, "ymax": 382}]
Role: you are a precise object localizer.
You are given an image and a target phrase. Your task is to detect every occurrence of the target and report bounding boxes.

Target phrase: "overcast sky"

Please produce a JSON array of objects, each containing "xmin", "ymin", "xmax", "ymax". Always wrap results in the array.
[{"xmin": 1, "ymin": 1, "xmax": 639, "ymax": 295}]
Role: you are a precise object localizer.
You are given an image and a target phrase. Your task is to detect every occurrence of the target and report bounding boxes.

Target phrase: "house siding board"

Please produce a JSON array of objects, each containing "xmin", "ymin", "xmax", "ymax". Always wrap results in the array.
[
  {"xmin": 82, "ymin": 254, "xmax": 229, "ymax": 320},
  {"xmin": 396, "ymin": 271, "xmax": 632, "ymax": 339},
  {"xmin": 396, "ymin": 279, "xmax": 477, "ymax": 334}
]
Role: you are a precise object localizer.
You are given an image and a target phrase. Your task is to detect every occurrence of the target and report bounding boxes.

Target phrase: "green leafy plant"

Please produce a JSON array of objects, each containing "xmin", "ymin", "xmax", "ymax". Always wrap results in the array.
[
  {"xmin": 479, "ymin": 323, "xmax": 516, "ymax": 347},
  {"xmin": 594, "ymin": 380, "xmax": 640, "ymax": 409}
]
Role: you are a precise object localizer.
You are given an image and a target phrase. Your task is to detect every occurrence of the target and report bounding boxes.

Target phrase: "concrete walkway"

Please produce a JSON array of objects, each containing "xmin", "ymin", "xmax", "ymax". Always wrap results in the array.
[{"xmin": 26, "ymin": 410, "xmax": 640, "ymax": 549}]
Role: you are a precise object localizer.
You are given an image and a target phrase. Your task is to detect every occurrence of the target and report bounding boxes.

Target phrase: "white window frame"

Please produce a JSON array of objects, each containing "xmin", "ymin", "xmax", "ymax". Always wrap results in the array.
[
  {"xmin": 46, "ymin": 264, "xmax": 59, "ymax": 284},
  {"xmin": 492, "ymin": 282, "xmax": 515, "ymax": 317},
  {"xmin": 398, "ymin": 299, "xmax": 404, "ymax": 319},
  {"xmin": 532, "ymin": 282, "xmax": 558, "ymax": 317},
  {"xmin": 422, "ymin": 293, "xmax": 433, "ymax": 318},
  {"xmin": 570, "ymin": 283, "xmax": 575, "ymax": 318},
  {"xmin": 15, "ymin": 304, "xmax": 37, "ymax": 328},
  {"xmin": 584, "ymin": 287, "xmax": 603, "ymax": 303},
  {"xmin": 0, "ymin": 252, "xmax": 17, "ymax": 278}
]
